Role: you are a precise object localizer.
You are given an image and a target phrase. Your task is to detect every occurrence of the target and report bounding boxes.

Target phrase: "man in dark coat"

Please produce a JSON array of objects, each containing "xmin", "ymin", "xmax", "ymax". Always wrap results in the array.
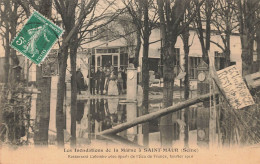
[
  {"xmin": 117, "ymin": 67, "xmax": 124, "ymax": 95},
  {"xmin": 76, "ymin": 68, "xmax": 85, "ymax": 94},
  {"xmin": 122, "ymin": 68, "xmax": 127, "ymax": 91},
  {"xmin": 99, "ymin": 67, "xmax": 106, "ymax": 95},
  {"xmin": 95, "ymin": 68, "xmax": 101, "ymax": 94},
  {"xmin": 88, "ymin": 67, "xmax": 96, "ymax": 95}
]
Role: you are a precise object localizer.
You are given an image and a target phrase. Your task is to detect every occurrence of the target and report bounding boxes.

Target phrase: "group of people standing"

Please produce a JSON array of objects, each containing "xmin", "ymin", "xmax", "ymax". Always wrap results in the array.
[{"xmin": 88, "ymin": 66, "xmax": 127, "ymax": 96}]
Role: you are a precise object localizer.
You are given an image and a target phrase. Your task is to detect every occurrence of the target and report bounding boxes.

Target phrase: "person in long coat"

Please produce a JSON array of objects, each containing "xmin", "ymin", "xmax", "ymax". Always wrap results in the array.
[
  {"xmin": 117, "ymin": 68, "xmax": 124, "ymax": 95},
  {"xmin": 122, "ymin": 68, "xmax": 127, "ymax": 91},
  {"xmin": 76, "ymin": 68, "xmax": 85, "ymax": 94},
  {"xmin": 95, "ymin": 68, "xmax": 101, "ymax": 94},
  {"xmin": 88, "ymin": 68, "xmax": 96, "ymax": 95},
  {"xmin": 99, "ymin": 67, "xmax": 106, "ymax": 95}
]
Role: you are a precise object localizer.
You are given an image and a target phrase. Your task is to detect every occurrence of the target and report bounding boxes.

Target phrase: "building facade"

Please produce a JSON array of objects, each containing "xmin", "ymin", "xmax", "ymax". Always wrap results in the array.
[
  {"xmin": 83, "ymin": 27, "xmax": 245, "ymax": 89},
  {"xmin": 6, "ymin": 26, "xmax": 251, "ymax": 90}
]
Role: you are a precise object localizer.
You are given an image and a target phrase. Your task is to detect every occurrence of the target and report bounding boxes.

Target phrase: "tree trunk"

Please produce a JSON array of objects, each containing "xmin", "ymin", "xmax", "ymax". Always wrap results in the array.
[
  {"xmin": 141, "ymin": 0, "xmax": 150, "ymax": 146},
  {"xmin": 157, "ymin": 0, "xmax": 174, "ymax": 147},
  {"xmin": 70, "ymin": 40, "xmax": 78, "ymax": 147},
  {"xmin": 2, "ymin": 0, "xmax": 11, "ymax": 85},
  {"xmin": 182, "ymin": 27, "xmax": 190, "ymax": 147},
  {"xmin": 224, "ymin": 0, "xmax": 231, "ymax": 67},
  {"xmin": 225, "ymin": 32, "xmax": 231, "ymax": 67},
  {"xmin": 237, "ymin": 0, "xmax": 256, "ymax": 75},
  {"xmin": 34, "ymin": 0, "xmax": 52, "ymax": 146},
  {"xmin": 195, "ymin": 3, "xmax": 208, "ymax": 63},
  {"xmin": 160, "ymin": 45, "xmax": 175, "ymax": 147},
  {"xmin": 56, "ymin": 45, "xmax": 69, "ymax": 147},
  {"xmin": 55, "ymin": 0, "xmax": 79, "ymax": 148},
  {"xmin": 134, "ymin": 30, "xmax": 141, "ymax": 68},
  {"xmin": 34, "ymin": 76, "xmax": 51, "ymax": 146},
  {"xmin": 4, "ymin": 29, "xmax": 10, "ymax": 85},
  {"xmin": 205, "ymin": 0, "xmax": 212, "ymax": 51},
  {"xmin": 10, "ymin": 2, "xmax": 19, "ymax": 67},
  {"xmin": 240, "ymin": 30, "xmax": 254, "ymax": 75}
]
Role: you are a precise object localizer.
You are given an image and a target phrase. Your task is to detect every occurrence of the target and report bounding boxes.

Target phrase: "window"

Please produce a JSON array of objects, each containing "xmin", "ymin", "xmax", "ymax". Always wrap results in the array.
[
  {"xmin": 189, "ymin": 57, "xmax": 201, "ymax": 80},
  {"xmin": 91, "ymin": 55, "xmax": 95, "ymax": 68},
  {"xmin": 97, "ymin": 56, "xmax": 101, "ymax": 69},
  {"xmin": 96, "ymin": 49, "xmax": 107, "ymax": 53},
  {"xmin": 215, "ymin": 51, "xmax": 225, "ymax": 71},
  {"xmin": 96, "ymin": 48, "xmax": 119, "ymax": 54},
  {"xmin": 113, "ymin": 55, "xmax": 118, "ymax": 67},
  {"xmin": 108, "ymin": 48, "xmax": 119, "ymax": 53},
  {"xmin": 113, "ymin": 55, "xmax": 118, "ymax": 73},
  {"xmin": 188, "ymin": 53, "xmax": 225, "ymax": 80},
  {"xmin": 120, "ymin": 53, "xmax": 128, "ymax": 69},
  {"xmin": 102, "ymin": 55, "xmax": 112, "ymax": 68},
  {"xmin": 120, "ymin": 47, "xmax": 126, "ymax": 53}
]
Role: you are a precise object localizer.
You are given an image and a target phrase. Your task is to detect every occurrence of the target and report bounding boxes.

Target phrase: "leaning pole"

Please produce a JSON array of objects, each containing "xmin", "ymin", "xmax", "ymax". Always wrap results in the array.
[{"xmin": 98, "ymin": 92, "xmax": 215, "ymax": 135}]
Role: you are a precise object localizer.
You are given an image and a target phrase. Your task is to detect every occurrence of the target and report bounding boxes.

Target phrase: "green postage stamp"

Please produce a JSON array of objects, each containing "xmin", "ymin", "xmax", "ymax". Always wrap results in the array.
[{"xmin": 11, "ymin": 11, "xmax": 63, "ymax": 65}]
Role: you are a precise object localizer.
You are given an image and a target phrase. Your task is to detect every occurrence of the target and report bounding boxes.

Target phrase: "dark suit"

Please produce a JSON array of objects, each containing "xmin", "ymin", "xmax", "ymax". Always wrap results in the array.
[
  {"xmin": 99, "ymin": 71, "xmax": 105, "ymax": 95},
  {"xmin": 89, "ymin": 70, "xmax": 95, "ymax": 95},
  {"xmin": 95, "ymin": 70, "xmax": 101, "ymax": 94}
]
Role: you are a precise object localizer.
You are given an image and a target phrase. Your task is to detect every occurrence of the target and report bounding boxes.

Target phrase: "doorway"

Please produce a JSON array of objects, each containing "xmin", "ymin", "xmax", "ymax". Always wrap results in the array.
[{"xmin": 102, "ymin": 55, "xmax": 112, "ymax": 68}]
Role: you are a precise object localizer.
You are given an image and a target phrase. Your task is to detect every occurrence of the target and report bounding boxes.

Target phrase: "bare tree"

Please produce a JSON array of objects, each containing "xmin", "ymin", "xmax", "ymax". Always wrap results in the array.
[
  {"xmin": 20, "ymin": 0, "xmax": 53, "ymax": 146},
  {"xmin": 157, "ymin": 0, "xmax": 204, "ymax": 146},
  {"xmin": 210, "ymin": 0, "xmax": 239, "ymax": 67},
  {"xmin": 123, "ymin": 0, "xmax": 158, "ymax": 146},
  {"xmin": 0, "ymin": 0, "xmax": 11, "ymax": 85},
  {"xmin": 53, "ymin": 0, "xmax": 96, "ymax": 147},
  {"xmin": 180, "ymin": 1, "xmax": 194, "ymax": 147},
  {"xmin": 0, "ymin": 0, "xmax": 23, "ymax": 84},
  {"xmin": 54, "ymin": 0, "xmax": 124, "ymax": 147},
  {"xmin": 123, "ymin": 1, "xmax": 143, "ymax": 68},
  {"xmin": 115, "ymin": 14, "xmax": 137, "ymax": 65},
  {"xmin": 193, "ymin": 0, "xmax": 214, "ymax": 63},
  {"xmin": 236, "ymin": 0, "xmax": 260, "ymax": 75},
  {"xmin": 0, "ymin": 0, "xmax": 53, "ymax": 146}
]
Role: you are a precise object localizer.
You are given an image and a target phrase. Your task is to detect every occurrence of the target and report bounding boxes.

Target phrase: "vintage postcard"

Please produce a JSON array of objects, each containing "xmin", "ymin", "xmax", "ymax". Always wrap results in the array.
[{"xmin": 1, "ymin": 0, "xmax": 260, "ymax": 164}]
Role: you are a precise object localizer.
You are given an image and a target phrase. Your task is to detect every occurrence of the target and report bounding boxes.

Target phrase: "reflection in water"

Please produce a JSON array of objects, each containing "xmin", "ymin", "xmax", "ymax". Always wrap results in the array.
[
  {"xmin": 89, "ymin": 99, "xmax": 115, "ymax": 132},
  {"xmin": 160, "ymin": 114, "xmax": 173, "ymax": 147},
  {"xmin": 66, "ymin": 98, "xmax": 185, "ymax": 147}
]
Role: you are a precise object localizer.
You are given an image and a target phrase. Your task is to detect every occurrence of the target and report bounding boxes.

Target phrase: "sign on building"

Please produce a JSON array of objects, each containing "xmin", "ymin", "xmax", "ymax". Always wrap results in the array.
[
  {"xmin": 42, "ymin": 49, "xmax": 59, "ymax": 77},
  {"xmin": 216, "ymin": 65, "xmax": 255, "ymax": 109}
]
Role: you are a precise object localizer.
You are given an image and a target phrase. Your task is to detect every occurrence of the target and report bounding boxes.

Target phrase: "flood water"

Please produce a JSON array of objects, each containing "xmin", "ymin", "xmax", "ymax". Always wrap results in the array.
[
  {"xmin": 54, "ymin": 94, "xmax": 199, "ymax": 147},
  {"xmin": 28, "ymin": 81, "xmax": 199, "ymax": 148}
]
